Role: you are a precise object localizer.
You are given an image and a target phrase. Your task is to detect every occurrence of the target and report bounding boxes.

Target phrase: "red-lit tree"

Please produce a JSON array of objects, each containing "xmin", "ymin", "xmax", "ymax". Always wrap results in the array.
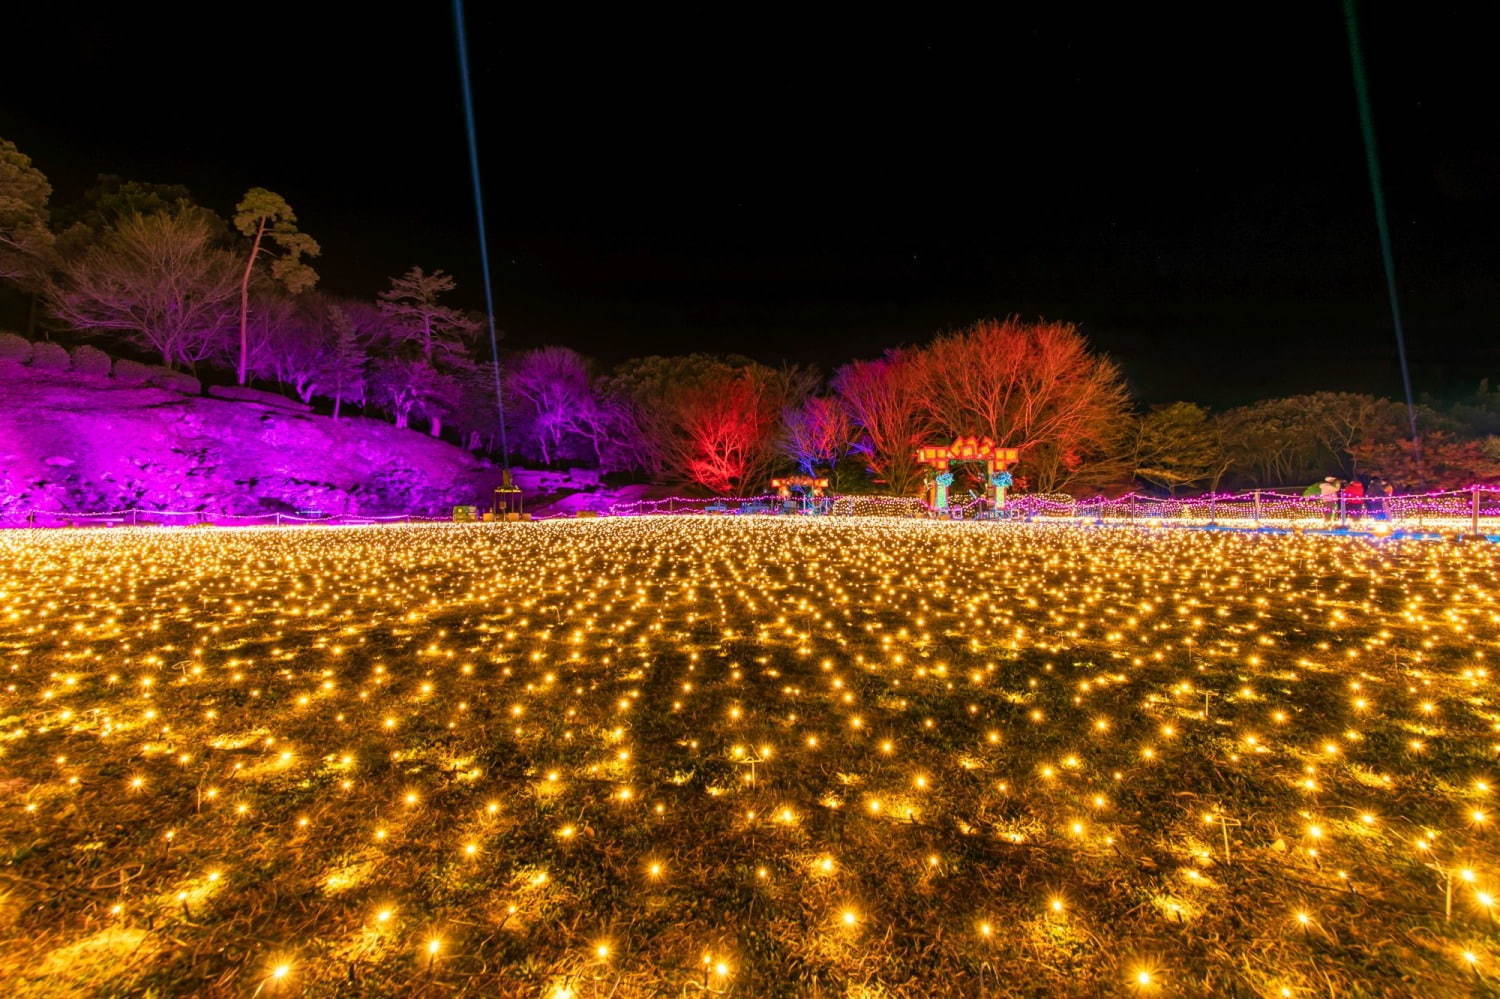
[
  {"xmin": 831, "ymin": 350, "xmax": 932, "ymax": 494},
  {"xmin": 602, "ymin": 355, "xmax": 812, "ymax": 492},
  {"xmin": 1354, "ymin": 432, "xmax": 1500, "ymax": 491}
]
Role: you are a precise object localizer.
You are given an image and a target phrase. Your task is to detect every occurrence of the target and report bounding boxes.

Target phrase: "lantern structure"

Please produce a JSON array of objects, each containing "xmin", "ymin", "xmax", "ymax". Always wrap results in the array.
[
  {"xmin": 770, "ymin": 475, "xmax": 830, "ymax": 513},
  {"xmin": 914, "ymin": 436, "xmax": 1019, "ymax": 513}
]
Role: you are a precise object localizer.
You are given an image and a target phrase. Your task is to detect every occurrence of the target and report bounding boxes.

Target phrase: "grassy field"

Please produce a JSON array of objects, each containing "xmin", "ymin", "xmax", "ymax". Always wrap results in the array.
[{"xmin": 1, "ymin": 518, "xmax": 1498, "ymax": 997}]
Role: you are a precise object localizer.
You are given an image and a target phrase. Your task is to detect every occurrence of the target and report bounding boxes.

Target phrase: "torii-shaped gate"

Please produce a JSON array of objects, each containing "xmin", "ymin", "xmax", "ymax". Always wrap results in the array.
[{"xmin": 915, "ymin": 436, "xmax": 1018, "ymax": 513}]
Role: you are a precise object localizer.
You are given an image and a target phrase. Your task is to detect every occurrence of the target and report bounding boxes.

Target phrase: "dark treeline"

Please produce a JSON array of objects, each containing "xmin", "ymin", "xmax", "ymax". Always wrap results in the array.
[{"xmin": 4, "ymin": 138, "xmax": 1497, "ymax": 497}]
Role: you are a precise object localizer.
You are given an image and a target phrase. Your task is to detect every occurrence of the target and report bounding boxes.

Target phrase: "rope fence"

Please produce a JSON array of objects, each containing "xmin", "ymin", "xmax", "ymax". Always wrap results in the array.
[
  {"xmin": 611, "ymin": 485, "xmax": 1500, "ymax": 536},
  {"xmin": 1, "ymin": 508, "xmax": 453, "ymax": 529},
  {"xmin": 7, "ymin": 486, "xmax": 1500, "ymax": 535},
  {"xmin": 1010, "ymin": 487, "xmax": 1500, "ymax": 535}
]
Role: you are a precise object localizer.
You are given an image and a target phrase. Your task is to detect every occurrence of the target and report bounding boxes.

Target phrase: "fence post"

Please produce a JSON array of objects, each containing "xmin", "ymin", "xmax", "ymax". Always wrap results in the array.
[
  {"xmin": 1474, "ymin": 486, "xmax": 1482, "ymax": 537},
  {"xmin": 1253, "ymin": 490, "xmax": 1262, "ymax": 524}
]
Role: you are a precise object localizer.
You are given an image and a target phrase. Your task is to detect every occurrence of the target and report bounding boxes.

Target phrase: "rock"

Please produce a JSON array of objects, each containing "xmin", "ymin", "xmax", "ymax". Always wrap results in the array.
[
  {"xmin": 70, "ymin": 345, "xmax": 113, "ymax": 378},
  {"xmin": 146, "ymin": 365, "xmax": 201, "ymax": 395},
  {"xmin": 30, "ymin": 341, "xmax": 70, "ymax": 371},
  {"xmin": 0, "ymin": 332, "xmax": 31, "ymax": 364},
  {"xmin": 0, "ymin": 363, "xmax": 508, "ymax": 522},
  {"xmin": 206, "ymin": 384, "xmax": 311, "ymax": 411},
  {"xmin": 112, "ymin": 359, "xmax": 151, "ymax": 385}
]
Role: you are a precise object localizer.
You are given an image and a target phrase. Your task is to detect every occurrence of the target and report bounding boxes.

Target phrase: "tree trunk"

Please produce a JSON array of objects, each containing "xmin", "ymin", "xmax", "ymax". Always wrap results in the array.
[
  {"xmin": 429, "ymin": 416, "xmax": 442, "ymax": 438},
  {"xmin": 332, "ymin": 394, "xmax": 342, "ymax": 420},
  {"xmin": 237, "ymin": 218, "xmax": 266, "ymax": 386}
]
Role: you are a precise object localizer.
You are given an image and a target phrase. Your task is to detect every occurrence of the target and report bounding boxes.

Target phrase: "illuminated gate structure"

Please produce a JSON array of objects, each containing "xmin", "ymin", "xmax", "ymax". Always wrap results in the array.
[
  {"xmin": 915, "ymin": 436, "xmax": 1019, "ymax": 514},
  {"xmin": 770, "ymin": 475, "xmax": 830, "ymax": 513}
]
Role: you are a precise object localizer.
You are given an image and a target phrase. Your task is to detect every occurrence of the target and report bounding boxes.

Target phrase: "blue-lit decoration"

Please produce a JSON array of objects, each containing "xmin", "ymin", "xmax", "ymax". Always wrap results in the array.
[
  {"xmin": 935, "ymin": 471, "xmax": 955, "ymax": 487},
  {"xmin": 990, "ymin": 471, "xmax": 1013, "ymax": 488}
]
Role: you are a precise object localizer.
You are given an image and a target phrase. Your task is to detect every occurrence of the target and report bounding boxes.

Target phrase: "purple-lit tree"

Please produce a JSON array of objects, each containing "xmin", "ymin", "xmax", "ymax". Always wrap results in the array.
[
  {"xmin": 323, "ymin": 301, "xmax": 373, "ymax": 420},
  {"xmin": 248, "ymin": 294, "xmax": 372, "ymax": 412},
  {"xmin": 50, "ymin": 209, "xmax": 239, "ymax": 370},
  {"xmin": 378, "ymin": 267, "xmax": 478, "ymax": 366},
  {"xmin": 781, "ymin": 394, "xmax": 853, "ymax": 477},
  {"xmin": 371, "ymin": 268, "xmax": 482, "ymax": 437},
  {"xmin": 370, "ymin": 354, "xmax": 460, "ymax": 432},
  {"xmin": 507, "ymin": 346, "xmax": 598, "ymax": 466}
]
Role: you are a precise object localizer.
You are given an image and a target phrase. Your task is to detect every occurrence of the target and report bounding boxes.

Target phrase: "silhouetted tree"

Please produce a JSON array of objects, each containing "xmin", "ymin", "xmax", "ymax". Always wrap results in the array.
[
  {"xmin": 0, "ymin": 137, "xmax": 58, "ymax": 334},
  {"xmin": 1131, "ymin": 402, "xmax": 1230, "ymax": 494}
]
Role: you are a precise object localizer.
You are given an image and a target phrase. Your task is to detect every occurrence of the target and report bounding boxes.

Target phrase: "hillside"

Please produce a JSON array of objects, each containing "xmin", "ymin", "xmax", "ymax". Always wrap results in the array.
[{"xmin": 0, "ymin": 348, "xmax": 506, "ymax": 521}]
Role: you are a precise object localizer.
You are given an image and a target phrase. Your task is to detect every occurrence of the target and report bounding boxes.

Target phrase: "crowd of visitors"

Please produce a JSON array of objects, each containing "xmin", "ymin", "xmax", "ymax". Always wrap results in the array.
[{"xmin": 1303, "ymin": 475, "xmax": 1397, "ymax": 522}]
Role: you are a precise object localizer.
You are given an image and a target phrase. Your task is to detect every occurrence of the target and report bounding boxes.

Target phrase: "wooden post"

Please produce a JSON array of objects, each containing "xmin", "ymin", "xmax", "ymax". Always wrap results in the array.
[
  {"xmin": 1474, "ymin": 487, "xmax": 1482, "ymax": 538},
  {"xmin": 1253, "ymin": 490, "xmax": 1262, "ymax": 524}
]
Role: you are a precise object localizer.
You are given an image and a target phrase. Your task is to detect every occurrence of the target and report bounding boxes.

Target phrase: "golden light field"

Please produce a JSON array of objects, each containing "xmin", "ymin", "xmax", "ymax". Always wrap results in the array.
[{"xmin": 1, "ymin": 518, "xmax": 1499, "ymax": 997}]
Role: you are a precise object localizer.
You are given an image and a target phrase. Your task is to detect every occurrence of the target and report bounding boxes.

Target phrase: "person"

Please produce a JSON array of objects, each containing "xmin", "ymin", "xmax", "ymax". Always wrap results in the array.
[
  {"xmin": 1344, "ymin": 477, "xmax": 1365, "ymax": 521},
  {"xmin": 1319, "ymin": 477, "xmax": 1341, "ymax": 523}
]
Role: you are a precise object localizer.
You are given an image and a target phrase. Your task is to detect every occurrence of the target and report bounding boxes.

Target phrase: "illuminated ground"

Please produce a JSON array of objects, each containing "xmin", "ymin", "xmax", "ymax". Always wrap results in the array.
[{"xmin": 1, "ymin": 518, "xmax": 1498, "ymax": 997}]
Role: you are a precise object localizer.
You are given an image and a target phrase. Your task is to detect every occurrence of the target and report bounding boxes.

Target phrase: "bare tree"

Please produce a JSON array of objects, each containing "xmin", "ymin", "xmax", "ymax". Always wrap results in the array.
[
  {"xmin": 831, "ymin": 349, "xmax": 933, "ymax": 494},
  {"xmin": 919, "ymin": 318, "xmax": 1130, "ymax": 493},
  {"xmin": 50, "ymin": 210, "xmax": 238, "ymax": 369},
  {"xmin": 782, "ymin": 395, "xmax": 854, "ymax": 477},
  {"xmin": 508, "ymin": 346, "xmax": 595, "ymax": 466}
]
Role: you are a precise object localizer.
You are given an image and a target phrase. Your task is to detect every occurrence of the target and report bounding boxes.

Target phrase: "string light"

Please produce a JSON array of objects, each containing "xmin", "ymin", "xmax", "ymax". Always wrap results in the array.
[{"xmin": 0, "ymin": 517, "xmax": 1496, "ymax": 994}]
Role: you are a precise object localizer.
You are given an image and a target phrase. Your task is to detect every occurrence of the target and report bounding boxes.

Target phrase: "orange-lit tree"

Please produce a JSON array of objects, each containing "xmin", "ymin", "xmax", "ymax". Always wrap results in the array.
[{"xmin": 918, "ymin": 318, "xmax": 1129, "ymax": 493}]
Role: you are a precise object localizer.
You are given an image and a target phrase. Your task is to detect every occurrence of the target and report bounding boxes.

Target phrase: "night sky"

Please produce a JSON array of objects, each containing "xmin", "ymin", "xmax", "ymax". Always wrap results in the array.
[{"xmin": 3, "ymin": 4, "xmax": 1496, "ymax": 406}]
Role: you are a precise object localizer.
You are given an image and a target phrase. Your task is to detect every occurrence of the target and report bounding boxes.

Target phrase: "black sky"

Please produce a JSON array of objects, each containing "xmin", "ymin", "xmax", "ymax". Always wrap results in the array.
[{"xmin": 2, "ymin": 3, "xmax": 1496, "ymax": 406}]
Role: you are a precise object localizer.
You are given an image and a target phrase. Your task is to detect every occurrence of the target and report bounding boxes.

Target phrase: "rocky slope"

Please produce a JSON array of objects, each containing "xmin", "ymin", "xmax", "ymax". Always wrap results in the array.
[{"xmin": 0, "ymin": 354, "xmax": 505, "ymax": 521}]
